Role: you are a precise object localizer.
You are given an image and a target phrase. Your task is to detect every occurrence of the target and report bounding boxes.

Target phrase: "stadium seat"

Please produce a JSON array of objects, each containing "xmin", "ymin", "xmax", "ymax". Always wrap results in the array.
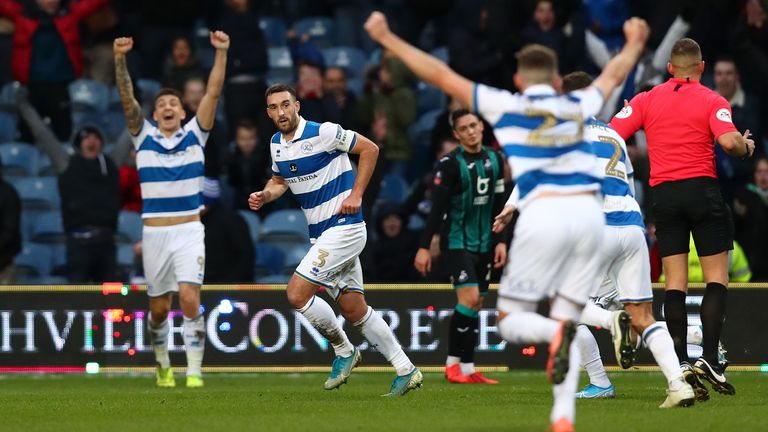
[
  {"xmin": 116, "ymin": 210, "xmax": 142, "ymax": 244},
  {"xmin": 0, "ymin": 112, "xmax": 17, "ymax": 142},
  {"xmin": 13, "ymin": 176, "xmax": 60, "ymax": 210},
  {"xmin": 0, "ymin": 142, "xmax": 38, "ymax": 177},
  {"xmin": 15, "ymin": 242, "xmax": 52, "ymax": 277},
  {"xmin": 266, "ymin": 69, "xmax": 295, "ymax": 87},
  {"xmin": 260, "ymin": 16, "xmax": 288, "ymax": 47},
  {"xmin": 291, "ymin": 17, "xmax": 335, "ymax": 48},
  {"xmin": 30, "ymin": 210, "xmax": 65, "ymax": 243},
  {"xmin": 136, "ymin": 79, "xmax": 161, "ymax": 108},
  {"xmin": 268, "ymin": 47, "xmax": 294, "ymax": 71},
  {"xmin": 0, "ymin": 81, "xmax": 19, "ymax": 112},
  {"xmin": 378, "ymin": 173, "xmax": 409, "ymax": 203},
  {"xmin": 407, "ymin": 109, "xmax": 442, "ymax": 146},
  {"xmin": 322, "ymin": 47, "xmax": 367, "ymax": 79},
  {"xmin": 255, "ymin": 274, "xmax": 291, "ymax": 284},
  {"xmin": 103, "ymin": 111, "xmax": 127, "ymax": 141},
  {"xmin": 416, "ymin": 81, "xmax": 447, "ymax": 115},
  {"xmin": 117, "ymin": 243, "xmax": 135, "ymax": 269},
  {"xmin": 69, "ymin": 79, "xmax": 109, "ymax": 112},
  {"xmin": 108, "ymin": 86, "xmax": 123, "ymax": 111},
  {"xmin": 408, "ymin": 214, "xmax": 425, "ymax": 231},
  {"xmin": 261, "ymin": 209, "xmax": 309, "ymax": 240},
  {"xmin": 254, "ymin": 242, "xmax": 286, "ymax": 276},
  {"xmin": 430, "ymin": 46, "xmax": 449, "ymax": 64},
  {"xmin": 282, "ymin": 243, "xmax": 311, "ymax": 274},
  {"xmin": 237, "ymin": 209, "xmax": 261, "ymax": 244}
]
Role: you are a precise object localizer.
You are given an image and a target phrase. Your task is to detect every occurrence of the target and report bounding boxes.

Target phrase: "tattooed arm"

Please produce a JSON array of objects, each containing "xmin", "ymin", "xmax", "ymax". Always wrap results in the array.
[{"xmin": 113, "ymin": 37, "xmax": 144, "ymax": 136}]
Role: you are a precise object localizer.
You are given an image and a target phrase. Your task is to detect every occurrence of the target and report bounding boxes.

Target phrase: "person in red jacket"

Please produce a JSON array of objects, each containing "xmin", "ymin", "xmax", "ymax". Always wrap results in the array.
[
  {"xmin": 119, "ymin": 149, "xmax": 141, "ymax": 212},
  {"xmin": 0, "ymin": 0, "xmax": 107, "ymax": 141}
]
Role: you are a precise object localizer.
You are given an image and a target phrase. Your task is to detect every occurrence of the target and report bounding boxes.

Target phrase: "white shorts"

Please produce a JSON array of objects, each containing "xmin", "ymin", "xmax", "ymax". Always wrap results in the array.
[
  {"xmin": 592, "ymin": 225, "xmax": 653, "ymax": 303},
  {"xmin": 295, "ymin": 222, "xmax": 366, "ymax": 301},
  {"xmin": 498, "ymin": 195, "xmax": 604, "ymax": 311},
  {"xmin": 143, "ymin": 221, "xmax": 205, "ymax": 297}
]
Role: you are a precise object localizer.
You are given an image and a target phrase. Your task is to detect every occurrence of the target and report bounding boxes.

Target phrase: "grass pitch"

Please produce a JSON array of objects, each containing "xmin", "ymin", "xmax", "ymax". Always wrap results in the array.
[{"xmin": 2, "ymin": 371, "xmax": 766, "ymax": 431}]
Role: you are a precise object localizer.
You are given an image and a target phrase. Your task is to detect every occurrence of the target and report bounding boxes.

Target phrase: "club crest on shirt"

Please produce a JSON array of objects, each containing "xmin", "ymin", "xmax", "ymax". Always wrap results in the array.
[
  {"xmin": 301, "ymin": 142, "xmax": 313, "ymax": 153},
  {"xmin": 289, "ymin": 163, "xmax": 298, "ymax": 173}
]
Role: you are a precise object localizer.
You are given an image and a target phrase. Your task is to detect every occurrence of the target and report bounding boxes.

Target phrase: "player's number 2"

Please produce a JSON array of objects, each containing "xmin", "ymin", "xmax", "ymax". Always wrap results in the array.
[{"xmin": 598, "ymin": 135, "xmax": 626, "ymax": 180}]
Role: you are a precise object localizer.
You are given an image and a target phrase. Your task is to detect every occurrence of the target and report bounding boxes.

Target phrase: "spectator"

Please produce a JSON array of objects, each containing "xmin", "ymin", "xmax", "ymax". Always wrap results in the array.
[
  {"xmin": 215, "ymin": 0, "xmax": 268, "ymax": 139},
  {"xmin": 200, "ymin": 178, "xmax": 254, "ymax": 283},
  {"xmin": 227, "ymin": 119, "xmax": 271, "ymax": 211},
  {"xmin": 161, "ymin": 36, "xmax": 203, "ymax": 91},
  {"xmin": 136, "ymin": 0, "xmax": 200, "ymax": 80},
  {"xmin": 733, "ymin": 156, "xmax": 768, "ymax": 281},
  {"xmin": 0, "ymin": 155, "xmax": 21, "ymax": 284},
  {"xmin": 294, "ymin": 60, "xmax": 329, "ymax": 121},
  {"xmin": 119, "ymin": 149, "xmax": 141, "ymax": 212},
  {"xmin": 181, "ymin": 75, "xmax": 226, "ymax": 178},
  {"xmin": 365, "ymin": 204, "xmax": 420, "ymax": 282},
  {"xmin": 0, "ymin": 0, "xmax": 108, "ymax": 142},
  {"xmin": 520, "ymin": 0, "xmax": 584, "ymax": 74},
  {"xmin": 17, "ymin": 88, "xmax": 119, "ymax": 283},
  {"xmin": 713, "ymin": 57, "xmax": 763, "ymax": 154},
  {"xmin": 321, "ymin": 66, "xmax": 359, "ymax": 130},
  {"xmin": 358, "ymin": 53, "xmax": 417, "ymax": 169}
]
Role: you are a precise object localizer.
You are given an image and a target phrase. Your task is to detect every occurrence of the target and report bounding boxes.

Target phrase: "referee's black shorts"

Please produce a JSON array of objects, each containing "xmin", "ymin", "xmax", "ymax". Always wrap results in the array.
[{"xmin": 651, "ymin": 176, "xmax": 734, "ymax": 258}]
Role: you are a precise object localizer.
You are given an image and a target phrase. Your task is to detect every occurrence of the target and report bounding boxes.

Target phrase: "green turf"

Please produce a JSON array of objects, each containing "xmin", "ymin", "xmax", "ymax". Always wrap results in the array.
[{"xmin": 2, "ymin": 371, "xmax": 766, "ymax": 431}]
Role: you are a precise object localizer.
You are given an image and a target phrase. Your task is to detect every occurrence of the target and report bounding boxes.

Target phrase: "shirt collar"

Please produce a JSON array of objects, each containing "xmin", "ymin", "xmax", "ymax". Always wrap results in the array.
[
  {"xmin": 154, "ymin": 125, "xmax": 184, "ymax": 140},
  {"xmin": 523, "ymin": 84, "xmax": 557, "ymax": 96},
  {"xmin": 282, "ymin": 116, "xmax": 306, "ymax": 145},
  {"xmin": 729, "ymin": 86, "xmax": 745, "ymax": 108},
  {"xmin": 669, "ymin": 77, "xmax": 700, "ymax": 85}
]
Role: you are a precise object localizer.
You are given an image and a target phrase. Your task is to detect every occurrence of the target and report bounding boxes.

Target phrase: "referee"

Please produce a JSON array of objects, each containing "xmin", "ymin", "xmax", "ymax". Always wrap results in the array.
[
  {"xmin": 413, "ymin": 108, "xmax": 508, "ymax": 384},
  {"xmin": 610, "ymin": 38, "xmax": 755, "ymax": 398}
]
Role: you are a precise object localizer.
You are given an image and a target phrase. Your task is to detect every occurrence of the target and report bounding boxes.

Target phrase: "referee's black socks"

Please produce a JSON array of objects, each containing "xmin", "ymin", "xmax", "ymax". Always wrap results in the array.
[
  {"xmin": 701, "ymin": 282, "xmax": 728, "ymax": 364},
  {"xmin": 664, "ymin": 290, "xmax": 689, "ymax": 364}
]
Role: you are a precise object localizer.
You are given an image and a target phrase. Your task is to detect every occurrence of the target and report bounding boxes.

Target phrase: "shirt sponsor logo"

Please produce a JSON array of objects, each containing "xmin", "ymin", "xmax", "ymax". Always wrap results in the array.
[
  {"xmin": 289, "ymin": 163, "xmax": 298, "ymax": 173},
  {"xmin": 716, "ymin": 108, "xmax": 732, "ymax": 123},
  {"xmin": 615, "ymin": 105, "xmax": 633, "ymax": 119}
]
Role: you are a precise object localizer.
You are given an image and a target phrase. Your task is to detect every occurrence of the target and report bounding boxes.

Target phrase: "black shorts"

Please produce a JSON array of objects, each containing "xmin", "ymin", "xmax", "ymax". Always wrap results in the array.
[
  {"xmin": 651, "ymin": 177, "xmax": 734, "ymax": 258},
  {"xmin": 441, "ymin": 249, "xmax": 492, "ymax": 296}
]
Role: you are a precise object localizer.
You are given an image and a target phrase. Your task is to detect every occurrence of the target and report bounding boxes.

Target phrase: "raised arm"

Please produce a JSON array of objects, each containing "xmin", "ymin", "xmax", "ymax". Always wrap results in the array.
[
  {"xmin": 364, "ymin": 12, "xmax": 474, "ymax": 109},
  {"xmin": 113, "ymin": 37, "xmax": 143, "ymax": 135},
  {"xmin": 197, "ymin": 31, "xmax": 230, "ymax": 131},
  {"xmin": 592, "ymin": 18, "xmax": 650, "ymax": 99}
]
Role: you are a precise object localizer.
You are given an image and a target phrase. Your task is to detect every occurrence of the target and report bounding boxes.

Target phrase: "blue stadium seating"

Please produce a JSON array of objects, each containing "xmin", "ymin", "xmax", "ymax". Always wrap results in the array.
[
  {"xmin": 416, "ymin": 81, "xmax": 447, "ymax": 115},
  {"xmin": 30, "ymin": 210, "xmax": 65, "ymax": 243},
  {"xmin": 69, "ymin": 80, "xmax": 109, "ymax": 112},
  {"xmin": 136, "ymin": 79, "xmax": 162, "ymax": 108},
  {"xmin": 0, "ymin": 142, "xmax": 38, "ymax": 177},
  {"xmin": 237, "ymin": 209, "xmax": 261, "ymax": 243},
  {"xmin": 0, "ymin": 112, "xmax": 17, "ymax": 142},
  {"xmin": 117, "ymin": 243, "xmax": 135, "ymax": 268},
  {"xmin": 261, "ymin": 209, "xmax": 309, "ymax": 240},
  {"xmin": 15, "ymin": 242, "xmax": 52, "ymax": 277},
  {"xmin": 268, "ymin": 47, "xmax": 294, "ymax": 71},
  {"xmin": 0, "ymin": 81, "xmax": 19, "ymax": 112},
  {"xmin": 13, "ymin": 176, "xmax": 60, "ymax": 210},
  {"xmin": 283, "ymin": 243, "xmax": 311, "ymax": 274},
  {"xmin": 323, "ymin": 47, "xmax": 367, "ymax": 79},
  {"xmin": 116, "ymin": 210, "xmax": 142, "ymax": 244},
  {"xmin": 266, "ymin": 69, "xmax": 295, "ymax": 87},
  {"xmin": 407, "ymin": 109, "xmax": 442, "ymax": 146},
  {"xmin": 254, "ymin": 243, "xmax": 285, "ymax": 276},
  {"xmin": 378, "ymin": 173, "xmax": 409, "ymax": 203},
  {"xmin": 260, "ymin": 16, "xmax": 288, "ymax": 47},
  {"xmin": 108, "ymin": 86, "xmax": 123, "ymax": 111},
  {"xmin": 48, "ymin": 243, "xmax": 67, "ymax": 276},
  {"xmin": 256, "ymin": 274, "xmax": 291, "ymax": 284},
  {"xmin": 430, "ymin": 46, "xmax": 449, "ymax": 64},
  {"xmin": 291, "ymin": 17, "xmax": 335, "ymax": 48},
  {"xmin": 408, "ymin": 214, "xmax": 426, "ymax": 231}
]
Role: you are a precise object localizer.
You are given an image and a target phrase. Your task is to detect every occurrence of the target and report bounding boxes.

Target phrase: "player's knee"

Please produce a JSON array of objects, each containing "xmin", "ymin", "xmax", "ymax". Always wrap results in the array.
[
  {"xmin": 625, "ymin": 303, "xmax": 655, "ymax": 332},
  {"xmin": 149, "ymin": 308, "xmax": 169, "ymax": 324},
  {"xmin": 286, "ymin": 286, "xmax": 313, "ymax": 309}
]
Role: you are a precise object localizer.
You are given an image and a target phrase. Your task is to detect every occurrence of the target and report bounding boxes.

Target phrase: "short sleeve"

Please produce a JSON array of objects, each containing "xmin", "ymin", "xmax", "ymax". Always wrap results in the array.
[
  {"xmin": 432, "ymin": 156, "xmax": 460, "ymax": 191},
  {"xmin": 506, "ymin": 184, "xmax": 520, "ymax": 207},
  {"xmin": 319, "ymin": 122, "xmax": 357, "ymax": 153},
  {"xmin": 130, "ymin": 119, "xmax": 153, "ymax": 150},
  {"xmin": 473, "ymin": 83, "xmax": 523, "ymax": 125},
  {"xmin": 609, "ymin": 91, "xmax": 647, "ymax": 140},
  {"xmin": 708, "ymin": 96, "xmax": 738, "ymax": 139},
  {"xmin": 569, "ymin": 86, "xmax": 605, "ymax": 119},
  {"xmin": 183, "ymin": 116, "xmax": 211, "ymax": 148}
]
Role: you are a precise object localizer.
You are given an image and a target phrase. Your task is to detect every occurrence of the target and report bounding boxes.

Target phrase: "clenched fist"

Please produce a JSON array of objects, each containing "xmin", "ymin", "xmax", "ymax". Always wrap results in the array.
[
  {"xmin": 249, "ymin": 191, "xmax": 268, "ymax": 211},
  {"xmin": 623, "ymin": 17, "xmax": 650, "ymax": 46},
  {"xmin": 113, "ymin": 37, "xmax": 133, "ymax": 55},
  {"xmin": 210, "ymin": 30, "xmax": 230, "ymax": 50},
  {"xmin": 364, "ymin": 12, "xmax": 391, "ymax": 43}
]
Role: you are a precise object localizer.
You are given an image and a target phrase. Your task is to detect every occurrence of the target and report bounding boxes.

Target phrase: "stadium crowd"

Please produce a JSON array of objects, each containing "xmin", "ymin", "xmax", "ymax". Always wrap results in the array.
[{"xmin": 0, "ymin": 0, "xmax": 767, "ymax": 285}]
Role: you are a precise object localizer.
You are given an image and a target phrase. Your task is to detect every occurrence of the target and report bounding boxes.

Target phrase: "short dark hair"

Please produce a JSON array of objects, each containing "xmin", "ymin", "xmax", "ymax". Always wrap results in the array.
[
  {"xmin": 516, "ymin": 44, "xmax": 558, "ymax": 83},
  {"xmin": 154, "ymin": 87, "xmax": 183, "ymax": 105},
  {"xmin": 670, "ymin": 38, "xmax": 702, "ymax": 64},
  {"xmin": 265, "ymin": 83, "xmax": 297, "ymax": 101},
  {"xmin": 562, "ymin": 71, "xmax": 593, "ymax": 93},
  {"xmin": 235, "ymin": 119, "xmax": 257, "ymax": 132},
  {"xmin": 449, "ymin": 109, "xmax": 477, "ymax": 130}
]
